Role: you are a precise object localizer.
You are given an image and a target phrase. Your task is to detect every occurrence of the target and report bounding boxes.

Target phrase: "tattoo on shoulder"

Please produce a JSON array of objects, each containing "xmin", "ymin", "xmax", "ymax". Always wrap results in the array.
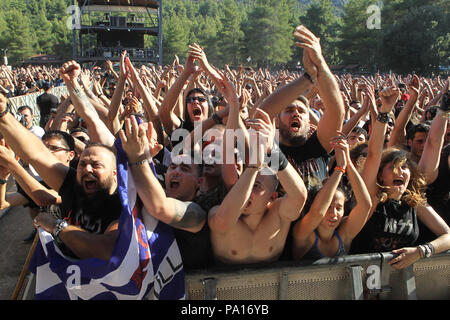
[{"xmin": 170, "ymin": 199, "xmax": 206, "ymax": 230}]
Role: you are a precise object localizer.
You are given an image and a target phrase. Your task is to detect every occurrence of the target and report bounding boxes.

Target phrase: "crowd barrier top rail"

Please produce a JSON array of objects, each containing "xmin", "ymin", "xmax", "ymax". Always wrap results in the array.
[{"xmin": 185, "ymin": 251, "xmax": 450, "ymax": 300}]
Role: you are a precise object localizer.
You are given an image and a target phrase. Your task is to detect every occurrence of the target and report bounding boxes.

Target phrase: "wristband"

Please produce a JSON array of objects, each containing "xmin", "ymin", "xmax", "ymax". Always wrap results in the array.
[
  {"xmin": 267, "ymin": 149, "xmax": 289, "ymax": 171},
  {"xmin": 334, "ymin": 166, "xmax": 346, "ymax": 174},
  {"xmin": 129, "ymin": 159, "xmax": 148, "ymax": 167},
  {"xmin": 303, "ymin": 72, "xmax": 314, "ymax": 84},
  {"xmin": 0, "ymin": 178, "xmax": 7, "ymax": 184},
  {"xmin": 376, "ymin": 112, "xmax": 390, "ymax": 124},
  {"xmin": 53, "ymin": 219, "xmax": 69, "ymax": 238},
  {"xmin": 246, "ymin": 163, "xmax": 268, "ymax": 171}
]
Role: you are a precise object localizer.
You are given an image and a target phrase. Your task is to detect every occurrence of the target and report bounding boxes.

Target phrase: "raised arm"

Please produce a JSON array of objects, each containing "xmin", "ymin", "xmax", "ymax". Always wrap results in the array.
[
  {"xmin": 0, "ymin": 94, "xmax": 69, "ymax": 192},
  {"xmin": 107, "ymin": 51, "xmax": 128, "ymax": 135},
  {"xmin": 0, "ymin": 143, "xmax": 61, "ymax": 207},
  {"xmin": 388, "ymin": 75, "xmax": 420, "ymax": 148},
  {"xmin": 250, "ymin": 108, "xmax": 307, "ymax": 222},
  {"xmin": 292, "ymin": 135, "xmax": 347, "ymax": 245},
  {"xmin": 119, "ymin": 116, "xmax": 205, "ymax": 233},
  {"xmin": 294, "ymin": 25, "xmax": 345, "ymax": 153},
  {"xmin": 60, "ymin": 61, "xmax": 115, "ymax": 147},
  {"xmin": 337, "ymin": 139, "xmax": 372, "ymax": 244},
  {"xmin": 418, "ymin": 88, "xmax": 449, "ymax": 183},
  {"xmin": 159, "ymin": 55, "xmax": 196, "ymax": 135},
  {"xmin": 361, "ymin": 85, "xmax": 399, "ymax": 200},
  {"xmin": 125, "ymin": 57, "xmax": 165, "ymax": 144}
]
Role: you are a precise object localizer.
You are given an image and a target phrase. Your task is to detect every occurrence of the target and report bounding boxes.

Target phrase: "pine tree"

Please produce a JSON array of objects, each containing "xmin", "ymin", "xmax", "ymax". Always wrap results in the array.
[{"xmin": 217, "ymin": 0, "xmax": 245, "ymax": 67}]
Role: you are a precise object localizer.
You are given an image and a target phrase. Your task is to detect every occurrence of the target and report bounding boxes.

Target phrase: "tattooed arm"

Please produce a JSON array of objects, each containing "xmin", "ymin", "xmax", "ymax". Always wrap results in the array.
[
  {"xmin": 120, "ymin": 116, "xmax": 206, "ymax": 233},
  {"xmin": 60, "ymin": 61, "xmax": 115, "ymax": 147}
]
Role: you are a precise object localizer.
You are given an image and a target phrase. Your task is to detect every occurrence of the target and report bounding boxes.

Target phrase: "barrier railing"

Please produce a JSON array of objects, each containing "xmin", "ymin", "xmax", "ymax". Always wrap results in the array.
[
  {"xmin": 185, "ymin": 251, "xmax": 450, "ymax": 300},
  {"xmin": 7, "ymin": 87, "xmax": 68, "ymax": 124},
  {"xmin": 16, "ymin": 251, "xmax": 449, "ymax": 300}
]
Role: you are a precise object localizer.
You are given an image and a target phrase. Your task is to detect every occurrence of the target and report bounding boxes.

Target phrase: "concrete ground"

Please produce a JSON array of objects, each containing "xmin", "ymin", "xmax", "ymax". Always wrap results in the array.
[{"xmin": 0, "ymin": 178, "xmax": 34, "ymax": 300}]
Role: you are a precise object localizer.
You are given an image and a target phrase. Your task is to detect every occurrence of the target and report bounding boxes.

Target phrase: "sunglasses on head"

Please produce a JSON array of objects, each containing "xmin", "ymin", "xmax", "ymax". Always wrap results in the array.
[{"xmin": 186, "ymin": 96, "xmax": 206, "ymax": 104}]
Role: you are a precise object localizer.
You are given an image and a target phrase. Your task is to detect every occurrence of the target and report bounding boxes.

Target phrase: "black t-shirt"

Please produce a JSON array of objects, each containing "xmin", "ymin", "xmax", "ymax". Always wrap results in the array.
[
  {"xmin": 16, "ymin": 179, "xmax": 62, "ymax": 215},
  {"xmin": 58, "ymin": 168, "xmax": 122, "ymax": 234},
  {"xmin": 350, "ymin": 199, "xmax": 419, "ymax": 254},
  {"xmin": 418, "ymin": 144, "xmax": 450, "ymax": 243},
  {"xmin": 280, "ymin": 131, "xmax": 330, "ymax": 192},
  {"xmin": 36, "ymin": 92, "xmax": 59, "ymax": 123}
]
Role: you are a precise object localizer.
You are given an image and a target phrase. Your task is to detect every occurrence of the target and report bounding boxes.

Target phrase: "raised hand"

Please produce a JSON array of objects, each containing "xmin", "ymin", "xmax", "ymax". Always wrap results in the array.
[
  {"xmin": 330, "ymin": 133, "xmax": 349, "ymax": 170},
  {"xmin": 408, "ymin": 74, "xmax": 420, "ymax": 100},
  {"xmin": 379, "ymin": 86, "xmax": 400, "ymax": 112},
  {"xmin": 294, "ymin": 25, "xmax": 325, "ymax": 76},
  {"xmin": 59, "ymin": 60, "xmax": 81, "ymax": 84},
  {"xmin": 119, "ymin": 50, "xmax": 128, "ymax": 80},
  {"xmin": 188, "ymin": 43, "xmax": 210, "ymax": 71},
  {"xmin": 119, "ymin": 115, "xmax": 150, "ymax": 164},
  {"xmin": 246, "ymin": 108, "xmax": 276, "ymax": 160},
  {"xmin": 79, "ymin": 69, "xmax": 91, "ymax": 90}
]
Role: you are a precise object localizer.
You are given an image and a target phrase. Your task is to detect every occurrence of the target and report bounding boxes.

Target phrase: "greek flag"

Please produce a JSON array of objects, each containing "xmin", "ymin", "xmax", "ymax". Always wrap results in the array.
[{"xmin": 28, "ymin": 139, "xmax": 185, "ymax": 300}]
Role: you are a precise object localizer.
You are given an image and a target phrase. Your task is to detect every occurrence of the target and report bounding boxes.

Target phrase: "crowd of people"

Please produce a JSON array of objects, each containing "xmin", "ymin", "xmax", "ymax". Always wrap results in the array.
[{"xmin": 0, "ymin": 24, "xmax": 449, "ymax": 299}]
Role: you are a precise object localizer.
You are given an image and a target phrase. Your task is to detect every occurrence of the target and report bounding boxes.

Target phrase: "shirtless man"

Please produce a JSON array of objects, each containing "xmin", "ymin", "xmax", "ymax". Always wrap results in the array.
[{"xmin": 207, "ymin": 109, "xmax": 307, "ymax": 264}]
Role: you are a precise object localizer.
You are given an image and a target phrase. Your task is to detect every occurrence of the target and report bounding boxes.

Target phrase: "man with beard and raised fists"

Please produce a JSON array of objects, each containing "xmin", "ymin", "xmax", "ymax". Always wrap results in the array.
[
  {"xmin": 0, "ymin": 61, "xmax": 121, "ymax": 261},
  {"xmin": 259, "ymin": 25, "xmax": 345, "ymax": 192}
]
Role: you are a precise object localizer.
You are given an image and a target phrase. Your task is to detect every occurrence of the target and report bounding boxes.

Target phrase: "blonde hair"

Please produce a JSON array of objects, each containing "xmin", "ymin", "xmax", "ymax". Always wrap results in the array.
[{"xmin": 377, "ymin": 148, "xmax": 427, "ymax": 207}]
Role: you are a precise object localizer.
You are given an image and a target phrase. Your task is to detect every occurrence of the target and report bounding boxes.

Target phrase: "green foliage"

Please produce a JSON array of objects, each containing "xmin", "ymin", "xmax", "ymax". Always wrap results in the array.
[
  {"xmin": 379, "ymin": 4, "xmax": 449, "ymax": 75},
  {"xmin": 0, "ymin": 0, "xmax": 447, "ymax": 74}
]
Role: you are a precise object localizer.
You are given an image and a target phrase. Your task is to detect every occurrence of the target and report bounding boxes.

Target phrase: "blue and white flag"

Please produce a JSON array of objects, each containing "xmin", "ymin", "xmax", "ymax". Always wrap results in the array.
[{"xmin": 29, "ymin": 139, "xmax": 185, "ymax": 300}]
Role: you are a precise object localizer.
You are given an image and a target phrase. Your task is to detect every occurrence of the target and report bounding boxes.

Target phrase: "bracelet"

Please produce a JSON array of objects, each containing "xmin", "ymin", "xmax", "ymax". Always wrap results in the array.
[
  {"xmin": 303, "ymin": 72, "xmax": 314, "ymax": 84},
  {"xmin": 267, "ymin": 149, "xmax": 289, "ymax": 171},
  {"xmin": 129, "ymin": 159, "xmax": 148, "ymax": 167},
  {"xmin": 0, "ymin": 105, "xmax": 10, "ymax": 118},
  {"xmin": 0, "ymin": 178, "xmax": 7, "ymax": 184},
  {"xmin": 376, "ymin": 112, "xmax": 390, "ymax": 124},
  {"xmin": 334, "ymin": 166, "xmax": 346, "ymax": 174},
  {"xmin": 423, "ymin": 242, "xmax": 435, "ymax": 258},
  {"xmin": 246, "ymin": 163, "xmax": 268, "ymax": 171},
  {"xmin": 52, "ymin": 219, "xmax": 69, "ymax": 238}
]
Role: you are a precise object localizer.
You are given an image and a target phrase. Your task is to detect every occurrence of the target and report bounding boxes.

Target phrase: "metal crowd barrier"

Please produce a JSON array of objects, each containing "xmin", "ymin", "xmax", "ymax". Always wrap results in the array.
[
  {"xmin": 17, "ymin": 251, "xmax": 449, "ymax": 300},
  {"xmin": 7, "ymin": 87, "xmax": 68, "ymax": 124},
  {"xmin": 185, "ymin": 251, "xmax": 450, "ymax": 300}
]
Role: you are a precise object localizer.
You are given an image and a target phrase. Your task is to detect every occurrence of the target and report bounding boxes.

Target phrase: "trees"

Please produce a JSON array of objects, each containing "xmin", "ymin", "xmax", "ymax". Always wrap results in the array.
[
  {"xmin": 3, "ymin": 10, "xmax": 36, "ymax": 65},
  {"xmin": 216, "ymin": 0, "xmax": 245, "ymax": 67},
  {"xmin": 242, "ymin": 0, "xmax": 294, "ymax": 68},
  {"xmin": 300, "ymin": 0, "xmax": 342, "ymax": 65},
  {"xmin": 0, "ymin": 0, "xmax": 446, "ymax": 73},
  {"xmin": 338, "ymin": 0, "xmax": 382, "ymax": 72},
  {"xmin": 379, "ymin": 4, "xmax": 449, "ymax": 75}
]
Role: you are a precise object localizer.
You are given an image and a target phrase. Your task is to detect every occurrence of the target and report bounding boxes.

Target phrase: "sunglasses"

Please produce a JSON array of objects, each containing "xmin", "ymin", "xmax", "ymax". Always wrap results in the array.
[
  {"xmin": 186, "ymin": 96, "xmax": 206, "ymax": 104},
  {"xmin": 74, "ymin": 136, "xmax": 89, "ymax": 143}
]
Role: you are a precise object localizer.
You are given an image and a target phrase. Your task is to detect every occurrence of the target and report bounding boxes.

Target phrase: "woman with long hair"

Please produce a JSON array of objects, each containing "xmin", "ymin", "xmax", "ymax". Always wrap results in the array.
[
  {"xmin": 349, "ymin": 85, "xmax": 450, "ymax": 269},
  {"xmin": 292, "ymin": 134, "xmax": 372, "ymax": 260}
]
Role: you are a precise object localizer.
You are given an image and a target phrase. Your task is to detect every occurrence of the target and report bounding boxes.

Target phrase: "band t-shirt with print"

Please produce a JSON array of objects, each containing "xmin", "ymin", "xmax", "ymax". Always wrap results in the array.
[
  {"xmin": 350, "ymin": 199, "xmax": 419, "ymax": 254},
  {"xmin": 279, "ymin": 131, "xmax": 329, "ymax": 192}
]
